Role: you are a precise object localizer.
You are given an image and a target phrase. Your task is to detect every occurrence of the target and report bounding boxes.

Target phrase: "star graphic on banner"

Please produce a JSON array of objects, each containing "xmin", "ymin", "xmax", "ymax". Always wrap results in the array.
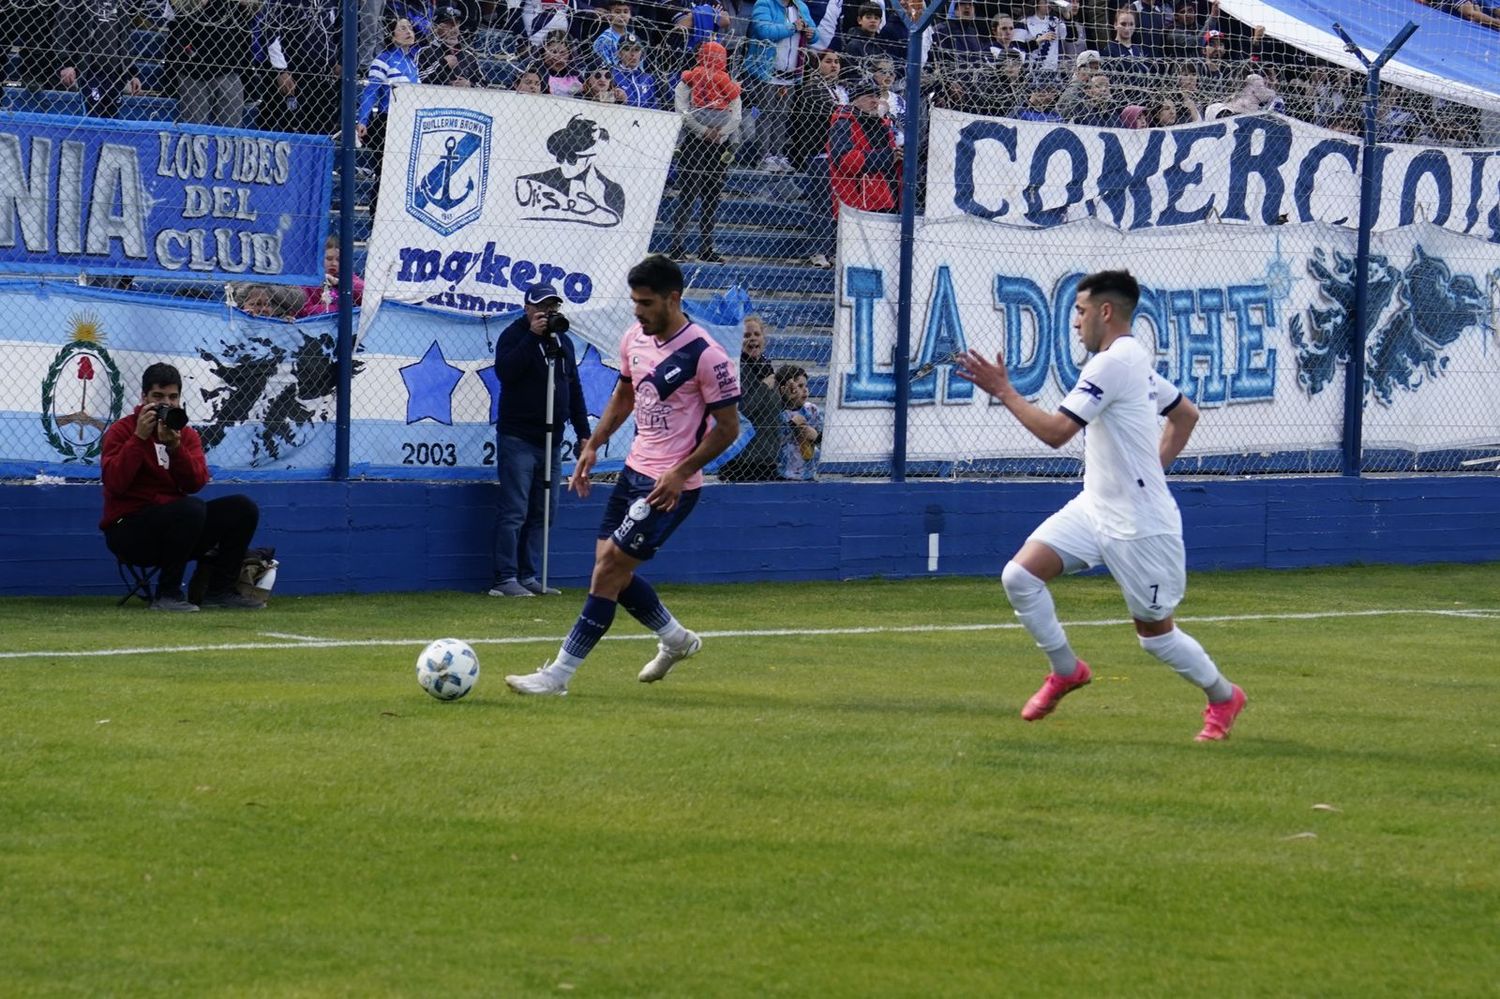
[
  {"xmin": 476, "ymin": 364, "xmax": 502, "ymax": 425},
  {"xmin": 577, "ymin": 343, "xmax": 620, "ymax": 418},
  {"xmin": 399, "ymin": 341, "xmax": 465, "ymax": 425}
]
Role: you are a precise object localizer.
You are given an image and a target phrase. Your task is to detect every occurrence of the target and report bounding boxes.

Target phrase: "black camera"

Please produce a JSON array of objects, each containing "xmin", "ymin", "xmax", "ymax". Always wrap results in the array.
[
  {"xmin": 545, "ymin": 312, "xmax": 570, "ymax": 336},
  {"xmin": 152, "ymin": 403, "xmax": 189, "ymax": 431}
]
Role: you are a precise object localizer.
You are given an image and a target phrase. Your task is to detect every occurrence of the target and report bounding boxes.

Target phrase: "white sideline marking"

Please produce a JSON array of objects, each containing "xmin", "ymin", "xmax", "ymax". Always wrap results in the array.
[
  {"xmin": 1, "ymin": 607, "xmax": 1494, "ymax": 661},
  {"xmin": 260, "ymin": 632, "xmax": 328, "ymax": 643}
]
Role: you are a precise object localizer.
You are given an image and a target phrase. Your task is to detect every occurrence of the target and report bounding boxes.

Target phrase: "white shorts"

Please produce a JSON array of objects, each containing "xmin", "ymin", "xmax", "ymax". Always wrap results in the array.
[{"xmin": 1028, "ymin": 495, "xmax": 1186, "ymax": 622}]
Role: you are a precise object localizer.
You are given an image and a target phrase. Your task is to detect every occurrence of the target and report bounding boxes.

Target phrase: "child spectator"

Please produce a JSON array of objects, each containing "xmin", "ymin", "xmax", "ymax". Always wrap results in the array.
[
  {"xmin": 419, "ymin": 6, "xmax": 484, "ymax": 87},
  {"xmin": 745, "ymin": 0, "xmax": 818, "ymax": 174},
  {"xmin": 300, "ymin": 236, "xmax": 366, "ymax": 318},
  {"xmin": 538, "ymin": 30, "xmax": 584, "ymax": 96},
  {"xmin": 1016, "ymin": 74, "xmax": 1064, "ymax": 122},
  {"xmin": 840, "ymin": 3, "xmax": 890, "ymax": 71},
  {"xmin": 592, "ymin": 0, "xmax": 639, "ymax": 68},
  {"xmin": 776, "ymin": 363, "xmax": 822, "ymax": 480},
  {"xmin": 613, "ymin": 39, "xmax": 659, "ymax": 107},
  {"xmin": 515, "ymin": 67, "xmax": 545, "ymax": 93},
  {"xmin": 1071, "ymin": 71, "xmax": 1121, "ymax": 127},
  {"xmin": 669, "ymin": 40, "xmax": 743, "ymax": 263}
]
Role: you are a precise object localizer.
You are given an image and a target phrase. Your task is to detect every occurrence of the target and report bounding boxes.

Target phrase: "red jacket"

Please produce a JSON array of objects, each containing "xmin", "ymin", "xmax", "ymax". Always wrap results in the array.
[
  {"xmin": 99, "ymin": 406, "xmax": 211, "ymax": 529},
  {"xmin": 827, "ymin": 106, "xmax": 900, "ymax": 217}
]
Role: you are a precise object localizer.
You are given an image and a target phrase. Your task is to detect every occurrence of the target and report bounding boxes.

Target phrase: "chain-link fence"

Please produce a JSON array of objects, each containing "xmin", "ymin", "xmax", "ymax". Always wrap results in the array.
[{"xmin": 1, "ymin": 0, "xmax": 1497, "ymax": 484}]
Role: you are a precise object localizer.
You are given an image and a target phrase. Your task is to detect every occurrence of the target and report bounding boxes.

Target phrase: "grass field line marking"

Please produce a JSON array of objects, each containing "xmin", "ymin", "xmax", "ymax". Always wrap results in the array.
[
  {"xmin": 1, "ymin": 607, "xmax": 1494, "ymax": 661},
  {"xmin": 259, "ymin": 632, "xmax": 330, "ymax": 642}
]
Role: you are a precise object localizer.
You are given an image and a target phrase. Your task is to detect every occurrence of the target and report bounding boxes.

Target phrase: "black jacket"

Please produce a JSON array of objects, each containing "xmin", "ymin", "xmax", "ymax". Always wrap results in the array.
[{"xmin": 494, "ymin": 314, "xmax": 592, "ymax": 448}]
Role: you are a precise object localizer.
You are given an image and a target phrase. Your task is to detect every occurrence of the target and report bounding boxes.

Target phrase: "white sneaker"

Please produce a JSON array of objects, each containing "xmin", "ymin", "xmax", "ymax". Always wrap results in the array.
[
  {"xmin": 504, "ymin": 664, "xmax": 569, "ymax": 696},
  {"xmin": 808, "ymin": 252, "xmax": 832, "ymax": 269},
  {"xmin": 774, "ymin": 155, "xmax": 796, "ymax": 173},
  {"xmin": 638, "ymin": 631, "xmax": 702, "ymax": 683}
]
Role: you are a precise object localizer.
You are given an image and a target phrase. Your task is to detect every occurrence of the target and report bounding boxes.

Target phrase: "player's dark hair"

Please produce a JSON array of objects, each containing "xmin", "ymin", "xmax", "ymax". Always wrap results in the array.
[
  {"xmin": 141, "ymin": 362, "xmax": 182, "ymax": 395},
  {"xmin": 1077, "ymin": 269, "xmax": 1140, "ymax": 315},
  {"xmin": 627, "ymin": 254, "xmax": 684, "ymax": 295}
]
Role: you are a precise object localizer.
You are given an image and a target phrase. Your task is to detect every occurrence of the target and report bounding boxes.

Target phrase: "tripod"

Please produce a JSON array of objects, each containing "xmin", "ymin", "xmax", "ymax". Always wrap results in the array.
[{"xmin": 540, "ymin": 332, "xmax": 562, "ymax": 592}]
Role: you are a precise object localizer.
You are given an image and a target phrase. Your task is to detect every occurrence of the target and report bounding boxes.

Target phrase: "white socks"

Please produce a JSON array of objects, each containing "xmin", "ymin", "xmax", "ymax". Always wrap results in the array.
[
  {"xmin": 1001, "ymin": 561, "xmax": 1079, "ymax": 676},
  {"xmin": 1139, "ymin": 628, "xmax": 1234, "ymax": 701}
]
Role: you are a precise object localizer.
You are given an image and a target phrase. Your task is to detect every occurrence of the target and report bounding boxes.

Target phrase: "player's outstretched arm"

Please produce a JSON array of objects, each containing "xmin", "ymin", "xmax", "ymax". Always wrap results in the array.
[
  {"xmin": 1159, "ymin": 394, "xmax": 1200, "ymax": 469},
  {"xmin": 570, "ymin": 378, "xmax": 636, "ymax": 498},
  {"xmin": 955, "ymin": 349, "xmax": 1081, "ymax": 449}
]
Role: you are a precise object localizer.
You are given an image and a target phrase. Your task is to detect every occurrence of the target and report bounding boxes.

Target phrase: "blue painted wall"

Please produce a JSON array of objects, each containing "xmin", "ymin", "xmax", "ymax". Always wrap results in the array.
[{"xmin": 2, "ymin": 476, "xmax": 1497, "ymax": 597}]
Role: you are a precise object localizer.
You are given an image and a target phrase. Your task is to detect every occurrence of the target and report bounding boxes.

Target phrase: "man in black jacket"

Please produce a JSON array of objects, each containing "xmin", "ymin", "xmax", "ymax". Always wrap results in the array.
[{"xmin": 490, "ymin": 284, "xmax": 593, "ymax": 597}]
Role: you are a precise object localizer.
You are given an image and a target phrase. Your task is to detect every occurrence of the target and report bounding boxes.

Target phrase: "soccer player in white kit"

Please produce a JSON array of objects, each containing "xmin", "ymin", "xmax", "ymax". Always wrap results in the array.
[{"xmin": 955, "ymin": 269, "xmax": 1247, "ymax": 741}]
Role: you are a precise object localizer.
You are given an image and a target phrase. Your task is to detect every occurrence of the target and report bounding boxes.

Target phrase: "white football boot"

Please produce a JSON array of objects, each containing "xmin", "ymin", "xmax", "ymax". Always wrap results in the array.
[{"xmin": 638, "ymin": 631, "xmax": 702, "ymax": 683}]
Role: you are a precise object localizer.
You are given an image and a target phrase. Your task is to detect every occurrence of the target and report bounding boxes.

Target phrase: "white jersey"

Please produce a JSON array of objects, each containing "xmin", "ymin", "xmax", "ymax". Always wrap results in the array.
[{"xmin": 1058, "ymin": 336, "xmax": 1184, "ymax": 540}]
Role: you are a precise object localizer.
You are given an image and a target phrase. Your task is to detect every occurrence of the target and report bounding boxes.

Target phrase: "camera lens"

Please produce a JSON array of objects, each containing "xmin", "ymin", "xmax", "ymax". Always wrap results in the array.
[
  {"xmin": 546, "ymin": 313, "xmax": 570, "ymax": 335},
  {"xmin": 154, "ymin": 404, "xmax": 189, "ymax": 431}
]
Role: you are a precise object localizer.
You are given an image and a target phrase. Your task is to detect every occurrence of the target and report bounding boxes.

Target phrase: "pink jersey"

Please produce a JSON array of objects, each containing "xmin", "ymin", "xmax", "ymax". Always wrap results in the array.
[{"xmin": 618, "ymin": 319, "xmax": 741, "ymax": 488}]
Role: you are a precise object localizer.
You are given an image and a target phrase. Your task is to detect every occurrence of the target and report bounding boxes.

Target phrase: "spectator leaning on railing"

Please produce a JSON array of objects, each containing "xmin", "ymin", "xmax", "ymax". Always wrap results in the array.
[
  {"xmin": 58, "ymin": 0, "xmax": 147, "ymax": 119},
  {"xmin": 775, "ymin": 363, "xmax": 822, "ymax": 481}
]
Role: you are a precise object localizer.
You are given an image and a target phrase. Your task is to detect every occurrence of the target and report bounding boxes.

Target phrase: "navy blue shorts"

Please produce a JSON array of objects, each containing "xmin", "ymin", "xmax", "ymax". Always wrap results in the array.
[{"xmin": 598, "ymin": 467, "xmax": 701, "ymax": 561}]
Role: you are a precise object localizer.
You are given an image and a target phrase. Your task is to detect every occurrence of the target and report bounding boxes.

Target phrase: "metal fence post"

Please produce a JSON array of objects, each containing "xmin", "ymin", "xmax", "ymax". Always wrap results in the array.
[
  {"xmin": 334, "ymin": 0, "xmax": 360, "ymax": 481},
  {"xmin": 893, "ymin": 1, "xmax": 945, "ymax": 482},
  {"xmin": 1332, "ymin": 21, "xmax": 1417, "ymax": 478}
]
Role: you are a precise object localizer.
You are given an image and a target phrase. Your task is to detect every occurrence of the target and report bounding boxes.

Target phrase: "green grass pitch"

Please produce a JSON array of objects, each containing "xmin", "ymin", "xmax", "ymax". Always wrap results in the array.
[{"xmin": 2, "ymin": 563, "xmax": 1497, "ymax": 996}]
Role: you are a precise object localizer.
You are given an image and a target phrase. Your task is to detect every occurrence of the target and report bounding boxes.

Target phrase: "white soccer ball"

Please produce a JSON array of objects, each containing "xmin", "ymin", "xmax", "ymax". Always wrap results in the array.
[{"xmin": 416, "ymin": 638, "xmax": 480, "ymax": 701}]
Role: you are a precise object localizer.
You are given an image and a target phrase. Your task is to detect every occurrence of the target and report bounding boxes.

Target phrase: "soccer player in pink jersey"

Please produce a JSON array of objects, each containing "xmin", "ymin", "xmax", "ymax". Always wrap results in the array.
[{"xmin": 506, "ymin": 255, "xmax": 742, "ymax": 696}]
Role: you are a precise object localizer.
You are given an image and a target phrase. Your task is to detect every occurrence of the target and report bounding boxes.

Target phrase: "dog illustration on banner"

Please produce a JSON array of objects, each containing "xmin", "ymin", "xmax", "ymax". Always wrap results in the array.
[
  {"xmin": 1290, "ymin": 245, "xmax": 1485, "ymax": 405},
  {"xmin": 514, "ymin": 115, "xmax": 626, "ymax": 228},
  {"xmin": 407, "ymin": 108, "xmax": 493, "ymax": 236}
]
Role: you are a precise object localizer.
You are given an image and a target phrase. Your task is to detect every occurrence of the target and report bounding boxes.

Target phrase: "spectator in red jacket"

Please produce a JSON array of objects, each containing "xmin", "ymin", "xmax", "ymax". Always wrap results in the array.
[
  {"xmin": 827, "ymin": 76, "xmax": 900, "ymax": 218},
  {"xmin": 100, "ymin": 363, "xmax": 263, "ymax": 611}
]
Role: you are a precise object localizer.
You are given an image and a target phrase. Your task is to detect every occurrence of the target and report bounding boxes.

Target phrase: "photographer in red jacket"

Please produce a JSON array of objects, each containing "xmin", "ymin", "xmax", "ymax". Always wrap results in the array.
[{"xmin": 100, "ymin": 363, "xmax": 263, "ymax": 611}]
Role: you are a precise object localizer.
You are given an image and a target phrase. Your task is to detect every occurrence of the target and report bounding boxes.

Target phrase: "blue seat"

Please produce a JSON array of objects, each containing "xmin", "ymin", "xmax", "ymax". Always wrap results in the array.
[
  {"xmin": 117, "ymin": 94, "xmax": 177, "ymax": 122},
  {"xmin": 1, "ymin": 88, "xmax": 87, "ymax": 116},
  {"xmin": 131, "ymin": 28, "xmax": 168, "ymax": 61},
  {"xmin": 136, "ymin": 60, "xmax": 166, "ymax": 94},
  {"xmin": 240, "ymin": 100, "xmax": 258, "ymax": 130}
]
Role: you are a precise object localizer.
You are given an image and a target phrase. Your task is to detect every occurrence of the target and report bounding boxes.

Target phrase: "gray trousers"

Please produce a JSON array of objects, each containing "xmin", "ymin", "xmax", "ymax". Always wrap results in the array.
[{"xmin": 177, "ymin": 74, "xmax": 246, "ymax": 128}]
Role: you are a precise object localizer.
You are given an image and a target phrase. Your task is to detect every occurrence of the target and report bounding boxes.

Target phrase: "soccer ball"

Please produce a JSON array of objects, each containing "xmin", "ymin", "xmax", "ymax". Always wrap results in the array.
[{"xmin": 416, "ymin": 638, "xmax": 480, "ymax": 701}]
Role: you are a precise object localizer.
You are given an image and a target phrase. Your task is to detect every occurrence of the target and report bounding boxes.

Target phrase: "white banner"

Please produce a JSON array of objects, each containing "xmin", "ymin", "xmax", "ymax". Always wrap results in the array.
[
  {"xmin": 359, "ymin": 85, "xmax": 682, "ymax": 339},
  {"xmin": 925, "ymin": 107, "xmax": 1500, "ymax": 241},
  {"xmin": 827, "ymin": 211, "xmax": 1500, "ymax": 464}
]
